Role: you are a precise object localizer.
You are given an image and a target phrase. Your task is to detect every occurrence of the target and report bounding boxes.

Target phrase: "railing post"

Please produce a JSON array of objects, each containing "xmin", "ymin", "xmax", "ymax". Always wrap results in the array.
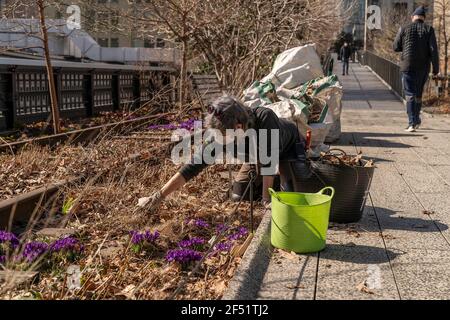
[
  {"xmin": 2, "ymin": 67, "xmax": 17, "ymax": 129},
  {"xmin": 83, "ymin": 71, "xmax": 94, "ymax": 117},
  {"xmin": 54, "ymin": 68, "xmax": 62, "ymax": 112},
  {"xmin": 112, "ymin": 72, "xmax": 120, "ymax": 111},
  {"xmin": 132, "ymin": 73, "xmax": 141, "ymax": 110}
]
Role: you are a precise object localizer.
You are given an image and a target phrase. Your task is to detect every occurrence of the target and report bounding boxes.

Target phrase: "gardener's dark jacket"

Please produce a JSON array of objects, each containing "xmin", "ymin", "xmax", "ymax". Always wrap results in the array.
[
  {"xmin": 393, "ymin": 20, "xmax": 439, "ymax": 74},
  {"xmin": 179, "ymin": 106, "xmax": 301, "ymax": 181}
]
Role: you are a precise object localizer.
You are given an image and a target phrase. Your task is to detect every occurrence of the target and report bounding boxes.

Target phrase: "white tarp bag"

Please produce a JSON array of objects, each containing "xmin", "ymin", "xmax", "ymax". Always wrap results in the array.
[
  {"xmin": 295, "ymin": 75, "xmax": 343, "ymax": 143},
  {"xmin": 315, "ymin": 83, "xmax": 343, "ymax": 143},
  {"xmin": 261, "ymin": 44, "xmax": 324, "ymax": 91},
  {"xmin": 266, "ymin": 99, "xmax": 309, "ymax": 124},
  {"xmin": 241, "ymin": 45, "xmax": 334, "ymax": 148}
]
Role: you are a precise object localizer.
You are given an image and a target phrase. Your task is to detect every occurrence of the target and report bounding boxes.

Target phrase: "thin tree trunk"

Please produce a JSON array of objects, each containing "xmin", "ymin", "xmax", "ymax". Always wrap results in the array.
[
  {"xmin": 180, "ymin": 38, "xmax": 187, "ymax": 108},
  {"xmin": 38, "ymin": 0, "xmax": 60, "ymax": 134}
]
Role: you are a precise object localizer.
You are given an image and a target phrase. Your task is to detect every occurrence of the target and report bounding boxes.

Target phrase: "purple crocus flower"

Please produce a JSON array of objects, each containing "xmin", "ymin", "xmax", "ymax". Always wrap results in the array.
[
  {"xmin": 148, "ymin": 119, "xmax": 198, "ymax": 132},
  {"xmin": 192, "ymin": 219, "xmax": 209, "ymax": 228},
  {"xmin": 0, "ymin": 231, "xmax": 19, "ymax": 249},
  {"xmin": 178, "ymin": 237, "xmax": 206, "ymax": 249},
  {"xmin": 50, "ymin": 237, "xmax": 83, "ymax": 254},
  {"xmin": 227, "ymin": 227, "xmax": 249, "ymax": 241},
  {"xmin": 214, "ymin": 242, "xmax": 233, "ymax": 252},
  {"xmin": 165, "ymin": 249, "xmax": 202, "ymax": 264},
  {"xmin": 129, "ymin": 230, "xmax": 160, "ymax": 245},
  {"xmin": 21, "ymin": 241, "xmax": 49, "ymax": 263},
  {"xmin": 0, "ymin": 255, "xmax": 5, "ymax": 264}
]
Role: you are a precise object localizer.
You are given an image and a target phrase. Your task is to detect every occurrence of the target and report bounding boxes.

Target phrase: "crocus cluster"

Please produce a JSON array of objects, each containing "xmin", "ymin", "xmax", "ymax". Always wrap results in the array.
[
  {"xmin": 21, "ymin": 241, "xmax": 49, "ymax": 263},
  {"xmin": 190, "ymin": 219, "xmax": 210, "ymax": 229},
  {"xmin": 165, "ymin": 249, "xmax": 202, "ymax": 264},
  {"xmin": 49, "ymin": 236, "xmax": 84, "ymax": 263},
  {"xmin": 130, "ymin": 230, "xmax": 160, "ymax": 245},
  {"xmin": 148, "ymin": 119, "xmax": 198, "ymax": 131},
  {"xmin": 178, "ymin": 237, "xmax": 206, "ymax": 250},
  {"xmin": 227, "ymin": 227, "xmax": 249, "ymax": 241},
  {"xmin": 50, "ymin": 237, "xmax": 84, "ymax": 254},
  {"xmin": 129, "ymin": 230, "xmax": 160, "ymax": 254},
  {"xmin": 0, "ymin": 233, "xmax": 84, "ymax": 267},
  {"xmin": 213, "ymin": 242, "xmax": 233, "ymax": 253},
  {"xmin": 0, "ymin": 231, "xmax": 20, "ymax": 251}
]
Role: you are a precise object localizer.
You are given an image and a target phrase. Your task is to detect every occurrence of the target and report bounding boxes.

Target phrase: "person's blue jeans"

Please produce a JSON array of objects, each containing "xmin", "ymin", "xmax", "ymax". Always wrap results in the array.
[
  {"xmin": 402, "ymin": 70, "xmax": 429, "ymax": 127},
  {"xmin": 342, "ymin": 60, "xmax": 349, "ymax": 75}
]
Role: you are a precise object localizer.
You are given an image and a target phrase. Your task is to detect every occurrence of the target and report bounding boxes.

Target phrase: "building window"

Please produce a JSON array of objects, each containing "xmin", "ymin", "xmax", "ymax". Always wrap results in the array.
[
  {"xmin": 156, "ymin": 38, "xmax": 165, "ymax": 48},
  {"xmin": 110, "ymin": 38, "xmax": 119, "ymax": 47},
  {"xmin": 144, "ymin": 39, "xmax": 155, "ymax": 48},
  {"xmin": 98, "ymin": 38, "xmax": 109, "ymax": 47}
]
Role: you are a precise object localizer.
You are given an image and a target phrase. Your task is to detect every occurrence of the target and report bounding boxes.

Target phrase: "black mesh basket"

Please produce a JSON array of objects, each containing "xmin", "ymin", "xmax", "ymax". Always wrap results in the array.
[{"xmin": 293, "ymin": 150, "xmax": 375, "ymax": 223}]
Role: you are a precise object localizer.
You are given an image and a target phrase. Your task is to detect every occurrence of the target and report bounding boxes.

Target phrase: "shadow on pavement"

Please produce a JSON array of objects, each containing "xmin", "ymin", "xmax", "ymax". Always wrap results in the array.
[
  {"xmin": 332, "ymin": 137, "xmax": 413, "ymax": 149},
  {"xmin": 320, "ymin": 244, "xmax": 400, "ymax": 264},
  {"xmin": 373, "ymin": 207, "xmax": 449, "ymax": 233},
  {"xmin": 416, "ymin": 128, "xmax": 450, "ymax": 134}
]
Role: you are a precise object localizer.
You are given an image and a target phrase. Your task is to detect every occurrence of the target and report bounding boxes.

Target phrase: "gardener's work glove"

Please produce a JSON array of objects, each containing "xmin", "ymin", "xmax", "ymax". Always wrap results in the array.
[
  {"xmin": 128, "ymin": 192, "xmax": 165, "ymax": 228},
  {"xmin": 137, "ymin": 191, "xmax": 164, "ymax": 213}
]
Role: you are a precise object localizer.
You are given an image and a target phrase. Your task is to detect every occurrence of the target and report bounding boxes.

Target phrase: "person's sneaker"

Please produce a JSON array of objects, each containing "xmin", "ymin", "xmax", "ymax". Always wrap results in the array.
[
  {"xmin": 405, "ymin": 126, "xmax": 416, "ymax": 132},
  {"xmin": 414, "ymin": 124, "xmax": 421, "ymax": 130}
]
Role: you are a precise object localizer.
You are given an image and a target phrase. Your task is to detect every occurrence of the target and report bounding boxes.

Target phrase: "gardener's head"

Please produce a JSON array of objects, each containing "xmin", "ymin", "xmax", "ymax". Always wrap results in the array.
[
  {"xmin": 412, "ymin": 6, "xmax": 426, "ymax": 21},
  {"xmin": 206, "ymin": 95, "xmax": 250, "ymax": 133}
]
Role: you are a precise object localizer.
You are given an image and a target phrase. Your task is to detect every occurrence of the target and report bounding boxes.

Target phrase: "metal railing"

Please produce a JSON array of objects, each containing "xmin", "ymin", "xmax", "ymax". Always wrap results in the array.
[
  {"xmin": 357, "ymin": 50, "xmax": 404, "ymax": 99},
  {"xmin": 0, "ymin": 58, "xmax": 175, "ymax": 131}
]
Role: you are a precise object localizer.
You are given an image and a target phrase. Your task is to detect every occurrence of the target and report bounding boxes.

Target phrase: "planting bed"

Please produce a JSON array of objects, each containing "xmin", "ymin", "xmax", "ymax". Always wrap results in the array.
[
  {"xmin": 1, "ymin": 115, "xmax": 263, "ymax": 300},
  {"xmin": 1, "ymin": 160, "xmax": 263, "ymax": 299}
]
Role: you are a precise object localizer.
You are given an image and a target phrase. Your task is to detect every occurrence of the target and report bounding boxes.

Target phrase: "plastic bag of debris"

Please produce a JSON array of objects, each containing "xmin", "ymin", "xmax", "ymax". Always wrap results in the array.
[
  {"xmin": 295, "ymin": 75, "xmax": 343, "ymax": 142},
  {"xmin": 242, "ymin": 81, "xmax": 278, "ymax": 108},
  {"xmin": 241, "ymin": 44, "xmax": 333, "ymax": 149},
  {"xmin": 261, "ymin": 44, "xmax": 324, "ymax": 90},
  {"xmin": 265, "ymin": 99, "xmax": 309, "ymax": 124}
]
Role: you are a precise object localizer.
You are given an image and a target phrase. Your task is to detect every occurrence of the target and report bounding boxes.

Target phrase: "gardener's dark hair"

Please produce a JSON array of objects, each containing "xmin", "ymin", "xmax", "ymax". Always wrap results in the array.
[{"xmin": 206, "ymin": 95, "xmax": 251, "ymax": 131}]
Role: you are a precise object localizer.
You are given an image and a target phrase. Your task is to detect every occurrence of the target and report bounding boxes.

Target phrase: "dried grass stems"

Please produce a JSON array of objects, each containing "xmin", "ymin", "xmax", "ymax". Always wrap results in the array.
[
  {"xmin": 2, "ymin": 156, "xmax": 262, "ymax": 299},
  {"xmin": 1, "ymin": 102, "xmax": 261, "ymax": 300},
  {"xmin": 0, "ymin": 86, "xmax": 198, "ymax": 202}
]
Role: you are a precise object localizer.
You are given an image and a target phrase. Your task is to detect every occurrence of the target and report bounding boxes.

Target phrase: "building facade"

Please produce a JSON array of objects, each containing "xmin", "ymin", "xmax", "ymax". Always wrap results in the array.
[{"xmin": 0, "ymin": 0, "xmax": 168, "ymax": 48}]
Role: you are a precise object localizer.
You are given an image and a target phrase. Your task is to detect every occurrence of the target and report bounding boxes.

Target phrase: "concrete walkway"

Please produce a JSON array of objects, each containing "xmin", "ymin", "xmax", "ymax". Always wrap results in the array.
[{"xmin": 225, "ymin": 61, "xmax": 450, "ymax": 300}]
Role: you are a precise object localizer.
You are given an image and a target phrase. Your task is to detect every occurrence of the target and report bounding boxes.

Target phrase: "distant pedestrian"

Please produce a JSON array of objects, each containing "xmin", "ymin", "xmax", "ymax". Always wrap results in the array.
[
  {"xmin": 393, "ymin": 6, "xmax": 439, "ymax": 132},
  {"xmin": 340, "ymin": 42, "xmax": 352, "ymax": 76}
]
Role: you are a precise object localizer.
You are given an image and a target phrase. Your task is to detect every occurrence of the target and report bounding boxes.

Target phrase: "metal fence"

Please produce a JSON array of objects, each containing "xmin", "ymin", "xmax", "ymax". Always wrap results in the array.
[
  {"xmin": 357, "ymin": 50, "xmax": 404, "ymax": 99},
  {"xmin": 0, "ymin": 58, "xmax": 175, "ymax": 131}
]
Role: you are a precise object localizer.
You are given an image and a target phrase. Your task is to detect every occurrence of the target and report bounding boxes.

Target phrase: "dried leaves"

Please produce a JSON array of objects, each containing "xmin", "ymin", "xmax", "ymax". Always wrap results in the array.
[
  {"xmin": 356, "ymin": 281, "xmax": 375, "ymax": 295},
  {"xmin": 320, "ymin": 149, "xmax": 374, "ymax": 168},
  {"xmin": 3, "ymin": 160, "xmax": 261, "ymax": 300}
]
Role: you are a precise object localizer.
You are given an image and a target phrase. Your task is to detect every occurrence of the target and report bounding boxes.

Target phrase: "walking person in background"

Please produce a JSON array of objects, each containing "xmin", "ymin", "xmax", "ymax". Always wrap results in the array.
[
  {"xmin": 340, "ymin": 42, "xmax": 352, "ymax": 76},
  {"xmin": 393, "ymin": 6, "xmax": 439, "ymax": 132}
]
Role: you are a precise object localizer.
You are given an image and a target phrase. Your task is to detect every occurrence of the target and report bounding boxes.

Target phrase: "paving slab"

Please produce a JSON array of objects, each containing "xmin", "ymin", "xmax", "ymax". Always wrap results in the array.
[
  {"xmin": 257, "ymin": 251, "xmax": 317, "ymax": 300},
  {"xmin": 387, "ymin": 249, "xmax": 450, "ymax": 300},
  {"xmin": 315, "ymin": 207, "xmax": 400, "ymax": 300}
]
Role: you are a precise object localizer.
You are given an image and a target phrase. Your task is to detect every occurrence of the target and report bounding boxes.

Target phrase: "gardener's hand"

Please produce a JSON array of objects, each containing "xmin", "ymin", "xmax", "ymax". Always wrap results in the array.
[{"xmin": 137, "ymin": 191, "xmax": 165, "ymax": 213}]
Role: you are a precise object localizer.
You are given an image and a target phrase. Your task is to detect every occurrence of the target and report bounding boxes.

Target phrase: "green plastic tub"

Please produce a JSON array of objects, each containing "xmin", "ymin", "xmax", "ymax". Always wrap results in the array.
[{"xmin": 269, "ymin": 187, "xmax": 335, "ymax": 253}]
